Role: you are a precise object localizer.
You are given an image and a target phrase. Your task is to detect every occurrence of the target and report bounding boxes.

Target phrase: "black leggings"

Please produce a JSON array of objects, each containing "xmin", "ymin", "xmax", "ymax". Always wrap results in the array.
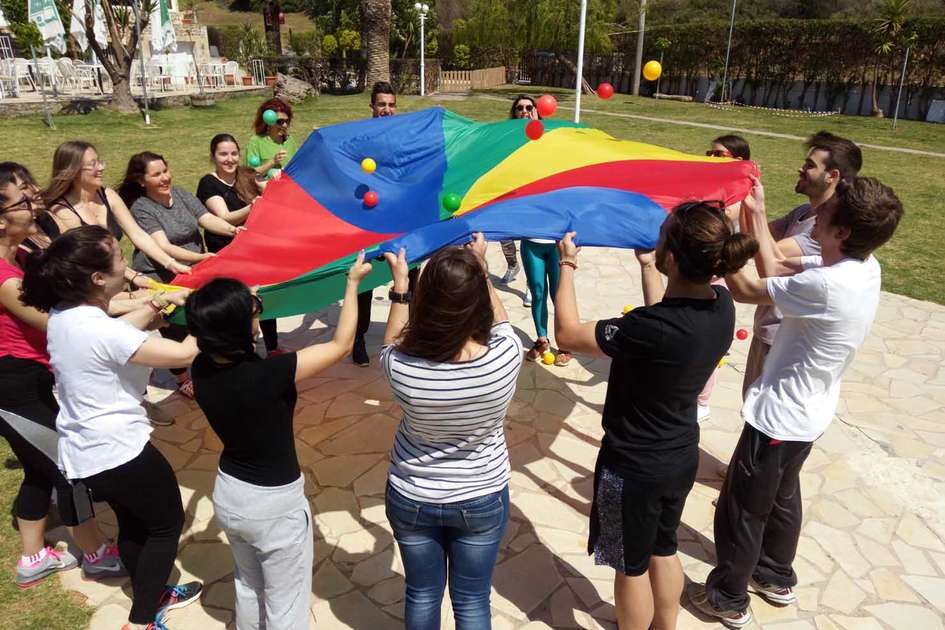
[
  {"xmin": 0, "ymin": 356, "xmax": 78, "ymax": 525},
  {"xmin": 82, "ymin": 442, "xmax": 184, "ymax": 623}
]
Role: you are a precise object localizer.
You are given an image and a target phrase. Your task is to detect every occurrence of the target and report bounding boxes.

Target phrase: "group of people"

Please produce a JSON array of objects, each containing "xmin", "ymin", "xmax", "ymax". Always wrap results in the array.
[{"xmin": 0, "ymin": 85, "xmax": 904, "ymax": 630}]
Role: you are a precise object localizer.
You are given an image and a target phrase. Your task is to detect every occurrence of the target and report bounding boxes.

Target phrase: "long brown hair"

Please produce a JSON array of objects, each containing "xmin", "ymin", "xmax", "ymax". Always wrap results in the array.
[
  {"xmin": 396, "ymin": 247, "xmax": 494, "ymax": 363},
  {"xmin": 43, "ymin": 140, "xmax": 96, "ymax": 207},
  {"xmin": 210, "ymin": 134, "xmax": 259, "ymax": 203},
  {"xmin": 117, "ymin": 151, "xmax": 166, "ymax": 208},
  {"xmin": 663, "ymin": 202, "xmax": 758, "ymax": 282}
]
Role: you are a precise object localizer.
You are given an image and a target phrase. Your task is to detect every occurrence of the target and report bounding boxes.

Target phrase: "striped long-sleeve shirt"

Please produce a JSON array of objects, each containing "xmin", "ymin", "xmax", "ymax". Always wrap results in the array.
[{"xmin": 380, "ymin": 322, "xmax": 524, "ymax": 503}]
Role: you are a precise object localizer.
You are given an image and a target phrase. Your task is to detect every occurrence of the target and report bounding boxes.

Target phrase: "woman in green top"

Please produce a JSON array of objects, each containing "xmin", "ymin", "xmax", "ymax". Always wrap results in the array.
[{"xmin": 247, "ymin": 98, "xmax": 300, "ymax": 180}]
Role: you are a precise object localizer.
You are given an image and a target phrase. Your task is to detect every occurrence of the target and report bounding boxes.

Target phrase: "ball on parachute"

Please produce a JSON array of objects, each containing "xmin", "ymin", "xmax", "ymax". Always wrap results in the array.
[
  {"xmin": 542, "ymin": 351, "xmax": 556, "ymax": 365},
  {"xmin": 597, "ymin": 82, "xmax": 614, "ymax": 100},
  {"xmin": 248, "ymin": 155, "xmax": 261, "ymax": 168},
  {"xmin": 442, "ymin": 193, "xmax": 462, "ymax": 213},
  {"xmin": 643, "ymin": 60, "xmax": 662, "ymax": 82},
  {"xmin": 525, "ymin": 119, "xmax": 544, "ymax": 141},
  {"xmin": 363, "ymin": 190, "xmax": 379, "ymax": 208},
  {"xmin": 361, "ymin": 158, "xmax": 377, "ymax": 174},
  {"xmin": 262, "ymin": 109, "xmax": 278, "ymax": 125},
  {"xmin": 536, "ymin": 94, "xmax": 558, "ymax": 118}
]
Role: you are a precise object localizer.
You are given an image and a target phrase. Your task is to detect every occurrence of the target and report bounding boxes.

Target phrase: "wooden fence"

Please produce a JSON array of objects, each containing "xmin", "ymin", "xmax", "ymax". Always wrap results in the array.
[{"xmin": 439, "ymin": 66, "xmax": 506, "ymax": 92}]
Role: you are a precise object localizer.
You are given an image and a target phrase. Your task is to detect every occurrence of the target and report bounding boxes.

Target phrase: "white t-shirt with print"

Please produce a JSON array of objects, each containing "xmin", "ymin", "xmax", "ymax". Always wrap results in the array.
[
  {"xmin": 47, "ymin": 305, "xmax": 152, "ymax": 478},
  {"xmin": 742, "ymin": 255, "xmax": 881, "ymax": 442}
]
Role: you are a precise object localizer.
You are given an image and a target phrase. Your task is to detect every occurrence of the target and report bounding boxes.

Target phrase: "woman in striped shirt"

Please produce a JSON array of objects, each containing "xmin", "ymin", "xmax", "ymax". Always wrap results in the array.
[{"xmin": 380, "ymin": 234, "xmax": 523, "ymax": 630}]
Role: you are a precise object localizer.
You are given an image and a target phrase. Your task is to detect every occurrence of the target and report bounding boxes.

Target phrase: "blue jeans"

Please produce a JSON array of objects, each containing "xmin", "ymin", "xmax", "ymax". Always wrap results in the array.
[{"xmin": 386, "ymin": 483, "xmax": 510, "ymax": 630}]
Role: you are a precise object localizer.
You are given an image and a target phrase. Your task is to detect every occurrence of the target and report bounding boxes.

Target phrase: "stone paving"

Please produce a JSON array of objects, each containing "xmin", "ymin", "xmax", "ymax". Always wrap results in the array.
[{"xmin": 50, "ymin": 244, "xmax": 945, "ymax": 629}]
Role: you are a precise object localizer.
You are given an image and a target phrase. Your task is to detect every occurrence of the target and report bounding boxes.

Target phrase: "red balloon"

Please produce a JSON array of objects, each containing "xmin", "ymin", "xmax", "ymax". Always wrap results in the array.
[
  {"xmin": 536, "ymin": 94, "xmax": 558, "ymax": 118},
  {"xmin": 364, "ymin": 190, "xmax": 379, "ymax": 208},
  {"xmin": 597, "ymin": 82, "xmax": 614, "ymax": 99},
  {"xmin": 525, "ymin": 119, "xmax": 544, "ymax": 141},
  {"xmin": 736, "ymin": 328, "xmax": 749, "ymax": 340}
]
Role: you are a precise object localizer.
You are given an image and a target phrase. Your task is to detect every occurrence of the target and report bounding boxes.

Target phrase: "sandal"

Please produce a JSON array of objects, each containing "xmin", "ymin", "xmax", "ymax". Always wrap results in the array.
[
  {"xmin": 554, "ymin": 350, "xmax": 573, "ymax": 367},
  {"xmin": 526, "ymin": 338, "xmax": 550, "ymax": 362},
  {"xmin": 175, "ymin": 378, "xmax": 195, "ymax": 400}
]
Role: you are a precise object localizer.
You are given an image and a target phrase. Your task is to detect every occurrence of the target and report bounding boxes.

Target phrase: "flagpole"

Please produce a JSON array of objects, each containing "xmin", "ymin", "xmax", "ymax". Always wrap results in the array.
[
  {"xmin": 132, "ymin": 0, "xmax": 151, "ymax": 125},
  {"xmin": 574, "ymin": 0, "xmax": 588, "ymax": 123},
  {"xmin": 30, "ymin": 45, "xmax": 55, "ymax": 129}
]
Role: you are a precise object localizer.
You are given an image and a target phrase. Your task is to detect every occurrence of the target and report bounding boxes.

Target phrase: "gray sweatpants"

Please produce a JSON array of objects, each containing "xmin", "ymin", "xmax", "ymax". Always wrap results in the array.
[{"xmin": 212, "ymin": 470, "xmax": 313, "ymax": 630}]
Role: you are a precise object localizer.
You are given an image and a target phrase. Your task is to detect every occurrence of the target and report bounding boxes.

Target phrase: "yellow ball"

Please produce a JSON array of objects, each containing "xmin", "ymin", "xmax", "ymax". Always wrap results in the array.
[
  {"xmin": 718, "ymin": 358, "xmax": 727, "ymax": 368},
  {"xmin": 622, "ymin": 304, "xmax": 634, "ymax": 314},
  {"xmin": 542, "ymin": 351, "xmax": 556, "ymax": 365},
  {"xmin": 361, "ymin": 158, "xmax": 377, "ymax": 174},
  {"xmin": 643, "ymin": 60, "xmax": 662, "ymax": 82}
]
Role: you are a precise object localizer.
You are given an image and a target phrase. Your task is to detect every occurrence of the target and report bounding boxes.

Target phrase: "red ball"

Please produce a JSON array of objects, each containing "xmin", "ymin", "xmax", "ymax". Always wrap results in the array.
[
  {"xmin": 364, "ymin": 190, "xmax": 379, "ymax": 208},
  {"xmin": 736, "ymin": 328, "xmax": 749, "ymax": 340},
  {"xmin": 536, "ymin": 94, "xmax": 558, "ymax": 118},
  {"xmin": 597, "ymin": 82, "xmax": 614, "ymax": 99},
  {"xmin": 525, "ymin": 119, "xmax": 544, "ymax": 141}
]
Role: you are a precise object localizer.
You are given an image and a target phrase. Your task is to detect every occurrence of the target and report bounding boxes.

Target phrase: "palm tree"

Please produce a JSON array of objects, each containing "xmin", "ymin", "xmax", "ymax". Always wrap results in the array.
[
  {"xmin": 362, "ymin": 0, "xmax": 391, "ymax": 86},
  {"xmin": 870, "ymin": 0, "xmax": 912, "ymax": 117}
]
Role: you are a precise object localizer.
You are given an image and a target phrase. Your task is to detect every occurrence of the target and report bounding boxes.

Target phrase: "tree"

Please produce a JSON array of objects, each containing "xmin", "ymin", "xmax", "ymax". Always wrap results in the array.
[
  {"xmin": 871, "ymin": 0, "xmax": 912, "ymax": 116},
  {"xmin": 361, "ymin": 0, "xmax": 391, "ymax": 85}
]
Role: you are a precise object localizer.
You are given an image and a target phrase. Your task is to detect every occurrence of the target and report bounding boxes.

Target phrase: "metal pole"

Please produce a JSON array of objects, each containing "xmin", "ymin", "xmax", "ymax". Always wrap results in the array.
[
  {"xmin": 893, "ymin": 46, "xmax": 910, "ymax": 130},
  {"xmin": 656, "ymin": 50, "xmax": 663, "ymax": 97},
  {"xmin": 721, "ymin": 0, "xmax": 737, "ymax": 103},
  {"xmin": 574, "ymin": 0, "xmax": 588, "ymax": 123},
  {"xmin": 419, "ymin": 13, "xmax": 425, "ymax": 96},
  {"xmin": 30, "ymin": 45, "xmax": 54, "ymax": 129},
  {"xmin": 632, "ymin": 0, "xmax": 646, "ymax": 96},
  {"xmin": 132, "ymin": 0, "xmax": 151, "ymax": 125}
]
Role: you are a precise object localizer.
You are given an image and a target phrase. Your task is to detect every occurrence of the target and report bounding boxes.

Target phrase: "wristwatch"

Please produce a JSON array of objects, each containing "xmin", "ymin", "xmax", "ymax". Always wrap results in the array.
[{"xmin": 389, "ymin": 290, "xmax": 411, "ymax": 304}]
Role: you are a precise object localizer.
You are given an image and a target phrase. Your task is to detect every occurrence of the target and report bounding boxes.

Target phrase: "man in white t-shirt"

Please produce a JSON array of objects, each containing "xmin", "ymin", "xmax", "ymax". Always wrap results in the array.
[
  {"xmin": 690, "ymin": 176, "xmax": 904, "ymax": 628},
  {"xmin": 742, "ymin": 131, "xmax": 863, "ymax": 399}
]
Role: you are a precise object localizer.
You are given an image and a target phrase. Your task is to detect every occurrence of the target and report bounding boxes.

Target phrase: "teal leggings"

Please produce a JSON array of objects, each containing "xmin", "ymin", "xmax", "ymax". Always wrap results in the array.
[{"xmin": 521, "ymin": 240, "xmax": 560, "ymax": 339}]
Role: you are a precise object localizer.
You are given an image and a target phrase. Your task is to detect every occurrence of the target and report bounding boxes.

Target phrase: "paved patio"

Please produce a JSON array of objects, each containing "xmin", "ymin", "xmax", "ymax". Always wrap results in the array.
[{"xmin": 51, "ymin": 244, "xmax": 945, "ymax": 629}]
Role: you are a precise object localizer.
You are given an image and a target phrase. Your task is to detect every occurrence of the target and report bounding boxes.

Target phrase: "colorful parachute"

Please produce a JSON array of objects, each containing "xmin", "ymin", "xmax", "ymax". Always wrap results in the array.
[{"xmin": 172, "ymin": 107, "xmax": 757, "ymax": 319}]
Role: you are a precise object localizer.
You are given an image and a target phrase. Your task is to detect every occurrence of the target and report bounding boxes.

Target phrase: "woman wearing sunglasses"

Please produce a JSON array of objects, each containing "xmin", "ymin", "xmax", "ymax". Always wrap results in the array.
[
  {"xmin": 247, "ymin": 98, "xmax": 300, "ymax": 181},
  {"xmin": 185, "ymin": 253, "xmax": 372, "ymax": 630}
]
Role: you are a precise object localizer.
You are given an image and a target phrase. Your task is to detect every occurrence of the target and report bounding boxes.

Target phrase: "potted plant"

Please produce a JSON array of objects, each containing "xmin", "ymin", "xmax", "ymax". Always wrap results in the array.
[
  {"xmin": 242, "ymin": 75, "xmax": 254, "ymax": 86},
  {"xmin": 265, "ymin": 75, "xmax": 276, "ymax": 86}
]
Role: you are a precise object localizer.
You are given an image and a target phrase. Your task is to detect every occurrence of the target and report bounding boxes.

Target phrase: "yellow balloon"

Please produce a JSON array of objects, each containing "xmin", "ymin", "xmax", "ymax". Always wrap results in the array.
[
  {"xmin": 643, "ymin": 60, "xmax": 662, "ymax": 82},
  {"xmin": 361, "ymin": 158, "xmax": 377, "ymax": 174},
  {"xmin": 542, "ymin": 351, "xmax": 556, "ymax": 365},
  {"xmin": 622, "ymin": 304, "xmax": 634, "ymax": 314}
]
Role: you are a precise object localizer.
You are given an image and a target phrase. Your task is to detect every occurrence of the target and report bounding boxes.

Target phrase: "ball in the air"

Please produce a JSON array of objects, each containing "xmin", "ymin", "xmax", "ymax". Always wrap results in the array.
[
  {"xmin": 542, "ymin": 351, "xmax": 555, "ymax": 365},
  {"xmin": 597, "ymin": 82, "xmax": 614, "ymax": 99},
  {"xmin": 536, "ymin": 94, "xmax": 558, "ymax": 118},
  {"xmin": 262, "ymin": 109, "xmax": 278, "ymax": 125},
  {"xmin": 643, "ymin": 60, "xmax": 662, "ymax": 82},
  {"xmin": 361, "ymin": 158, "xmax": 377, "ymax": 174}
]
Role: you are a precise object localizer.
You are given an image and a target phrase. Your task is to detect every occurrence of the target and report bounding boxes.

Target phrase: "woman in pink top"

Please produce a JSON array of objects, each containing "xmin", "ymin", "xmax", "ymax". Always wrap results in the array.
[{"xmin": 0, "ymin": 164, "xmax": 123, "ymax": 588}]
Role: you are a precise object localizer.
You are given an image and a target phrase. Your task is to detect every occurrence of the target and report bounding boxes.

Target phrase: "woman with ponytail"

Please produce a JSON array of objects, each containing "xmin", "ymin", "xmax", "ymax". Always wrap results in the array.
[
  {"xmin": 553, "ymin": 202, "xmax": 758, "ymax": 630},
  {"xmin": 20, "ymin": 225, "xmax": 202, "ymax": 630},
  {"xmin": 185, "ymin": 253, "xmax": 372, "ymax": 630}
]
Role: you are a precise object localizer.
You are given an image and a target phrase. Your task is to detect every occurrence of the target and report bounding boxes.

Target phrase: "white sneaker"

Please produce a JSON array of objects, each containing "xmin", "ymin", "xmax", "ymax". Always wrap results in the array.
[
  {"xmin": 501, "ymin": 265, "xmax": 520, "ymax": 284},
  {"xmin": 523, "ymin": 288, "xmax": 532, "ymax": 307},
  {"xmin": 697, "ymin": 404, "xmax": 711, "ymax": 424}
]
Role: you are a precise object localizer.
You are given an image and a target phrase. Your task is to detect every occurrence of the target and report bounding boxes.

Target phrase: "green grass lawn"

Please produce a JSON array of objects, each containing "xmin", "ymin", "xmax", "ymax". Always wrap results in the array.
[{"xmin": 0, "ymin": 87, "xmax": 943, "ymax": 628}]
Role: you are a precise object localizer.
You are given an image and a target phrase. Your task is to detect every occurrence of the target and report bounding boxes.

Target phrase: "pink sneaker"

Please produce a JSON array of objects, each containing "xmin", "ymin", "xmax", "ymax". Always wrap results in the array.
[
  {"xmin": 15, "ymin": 546, "xmax": 78, "ymax": 588},
  {"xmin": 83, "ymin": 544, "xmax": 127, "ymax": 580}
]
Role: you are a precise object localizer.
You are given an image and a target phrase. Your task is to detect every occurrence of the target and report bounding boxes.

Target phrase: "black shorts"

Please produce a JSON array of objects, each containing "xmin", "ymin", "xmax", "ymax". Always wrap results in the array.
[{"xmin": 588, "ymin": 459, "xmax": 697, "ymax": 576}]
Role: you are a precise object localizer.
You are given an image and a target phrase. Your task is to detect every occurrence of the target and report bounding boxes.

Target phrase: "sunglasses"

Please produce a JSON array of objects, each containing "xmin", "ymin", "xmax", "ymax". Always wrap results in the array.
[
  {"xmin": 251, "ymin": 293, "xmax": 264, "ymax": 315},
  {"xmin": 273, "ymin": 119, "xmax": 290, "ymax": 126},
  {"xmin": 705, "ymin": 149, "xmax": 732, "ymax": 158},
  {"xmin": 515, "ymin": 104, "xmax": 534, "ymax": 112},
  {"xmin": 0, "ymin": 195, "xmax": 33, "ymax": 215}
]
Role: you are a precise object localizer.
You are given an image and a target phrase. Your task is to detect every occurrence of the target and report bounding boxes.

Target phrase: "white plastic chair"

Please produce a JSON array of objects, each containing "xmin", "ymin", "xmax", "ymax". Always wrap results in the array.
[
  {"xmin": 13, "ymin": 58, "xmax": 35, "ymax": 91},
  {"xmin": 223, "ymin": 60, "xmax": 240, "ymax": 86}
]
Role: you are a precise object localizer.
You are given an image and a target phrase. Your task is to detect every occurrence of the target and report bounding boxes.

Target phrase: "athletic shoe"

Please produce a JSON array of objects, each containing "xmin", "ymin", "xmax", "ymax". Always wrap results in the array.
[
  {"xmin": 121, "ymin": 612, "xmax": 170, "ymax": 630},
  {"xmin": 82, "ymin": 544, "xmax": 127, "ymax": 580},
  {"xmin": 750, "ymin": 577, "xmax": 797, "ymax": 606},
  {"xmin": 143, "ymin": 399, "xmax": 174, "ymax": 427},
  {"xmin": 688, "ymin": 583, "xmax": 753, "ymax": 629},
  {"xmin": 501, "ymin": 264, "xmax": 520, "ymax": 284},
  {"xmin": 697, "ymin": 404, "xmax": 712, "ymax": 424},
  {"xmin": 15, "ymin": 546, "xmax": 78, "ymax": 589},
  {"xmin": 523, "ymin": 288, "xmax": 532, "ymax": 307},
  {"xmin": 268, "ymin": 346, "xmax": 288, "ymax": 357},
  {"xmin": 352, "ymin": 336, "xmax": 369, "ymax": 367},
  {"xmin": 157, "ymin": 581, "xmax": 202, "ymax": 615}
]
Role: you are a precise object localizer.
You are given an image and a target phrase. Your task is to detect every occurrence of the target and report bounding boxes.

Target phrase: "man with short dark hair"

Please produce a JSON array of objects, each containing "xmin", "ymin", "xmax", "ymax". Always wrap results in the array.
[
  {"xmin": 690, "ymin": 175, "xmax": 904, "ymax": 628},
  {"xmin": 741, "ymin": 131, "xmax": 863, "ymax": 397}
]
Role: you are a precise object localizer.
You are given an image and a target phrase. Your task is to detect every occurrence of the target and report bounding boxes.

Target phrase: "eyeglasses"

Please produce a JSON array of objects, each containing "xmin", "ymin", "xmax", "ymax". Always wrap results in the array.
[
  {"xmin": 82, "ymin": 160, "xmax": 107, "ymax": 171},
  {"xmin": 705, "ymin": 150, "xmax": 732, "ymax": 158},
  {"xmin": 0, "ymin": 195, "xmax": 33, "ymax": 215},
  {"xmin": 251, "ymin": 293, "xmax": 264, "ymax": 315},
  {"xmin": 274, "ymin": 119, "xmax": 290, "ymax": 126},
  {"xmin": 515, "ymin": 104, "xmax": 534, "ymax": 113}
]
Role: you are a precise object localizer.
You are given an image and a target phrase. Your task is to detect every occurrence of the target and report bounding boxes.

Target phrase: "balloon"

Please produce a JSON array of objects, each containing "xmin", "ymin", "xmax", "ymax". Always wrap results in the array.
[
  {"xmin": 597, "ymin": 82, "xmax": 614, "ymax": 99},
  {"xmin": 622, "ymin": 305, "xmax": 634, "ymax": 314},
  {"xmin": 736, "ymin": 328, "xmax": 749, "ymax": 340},
  {"xmin": 361, "ymin": 158, "xmax": 377, "ymax": 174},
  {"xmin": 363, "ymin": 190, "xmax": 379, "ymax": 208},
  {"xmin": 643, "ymin": 60, "xmax": 662, "ymax": 82},
  {"xmin": 525, "ymin": 119, "xmax": 544, "ymax": 141},
  {"xmin": 262, "ymin": 109, "xmax": 278, "ymax": 125},
  {"xmin": 442, "ymin": 192, "xmax": 462, "ymax": 213},
  {"xmin": 536, "ymin": 94, "xmax": 558, "ymax": 118},
  {"xmin": 542, "ymin": 351, "xmax": 555, "ymax": 365},
  {"xmin": 248, "ymin": 155, "xmax": 261, "ymax": 168}
]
